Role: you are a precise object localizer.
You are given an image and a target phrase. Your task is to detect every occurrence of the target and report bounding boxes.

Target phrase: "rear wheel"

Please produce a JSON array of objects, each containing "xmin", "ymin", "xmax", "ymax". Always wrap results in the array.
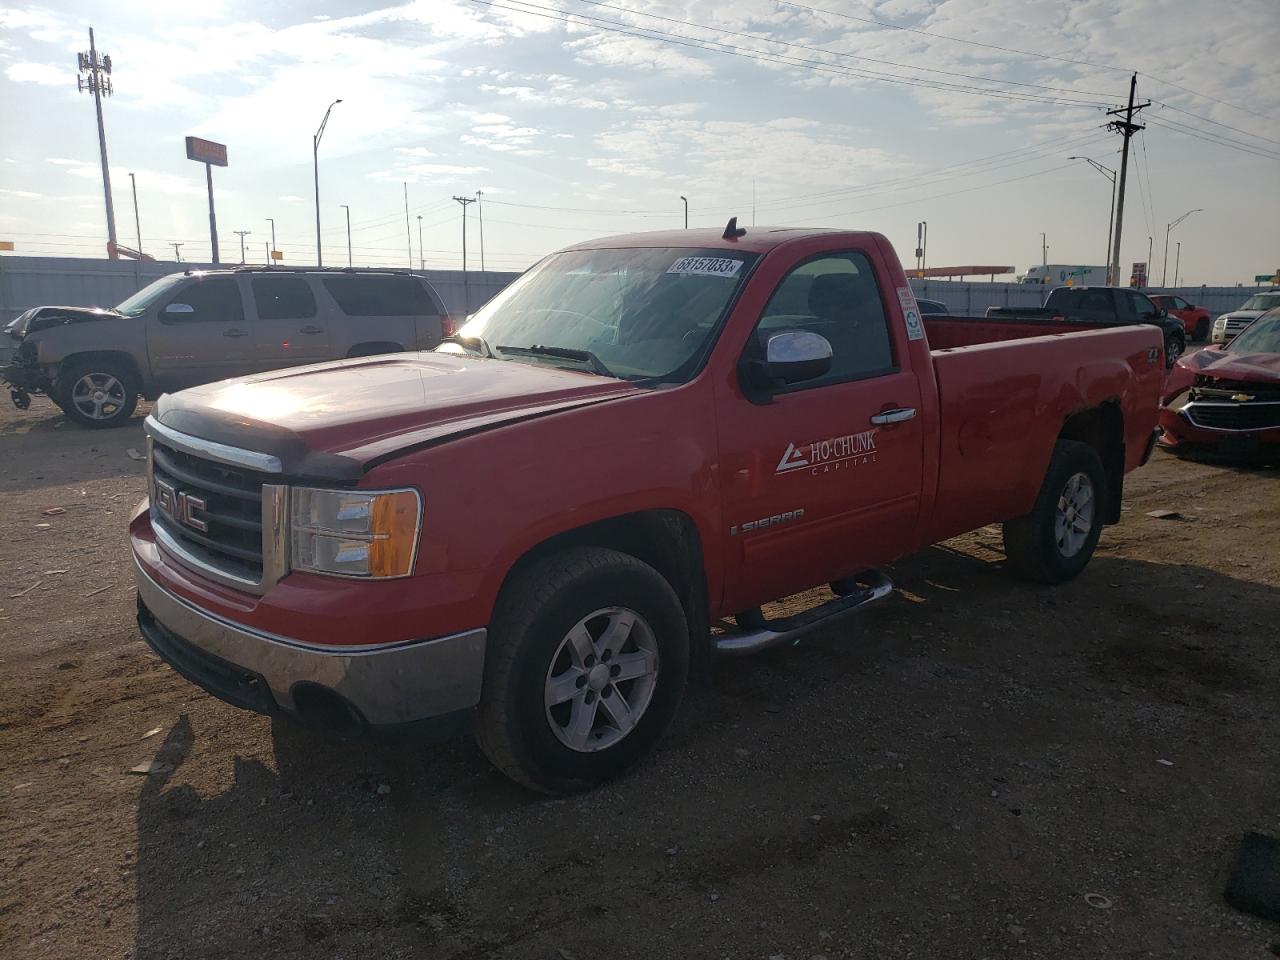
[
  {"xmin": 1164, "ymin": 332, "xmax": 1185, "ymax": 368},
  {"xmin": 54, "ymin": 358, "xmax": 138, "ymax": 428},
  {"xmin": 1003, "ymin": 440, "xmax": 1107, "ymax": 584},
  {"xmin": 475, "ymin": 547, "xmax": 689, "ymax": 794}
]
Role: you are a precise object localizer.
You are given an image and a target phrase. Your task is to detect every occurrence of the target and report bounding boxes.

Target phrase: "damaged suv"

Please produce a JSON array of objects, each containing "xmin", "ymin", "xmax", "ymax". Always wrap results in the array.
[{"xmin": 2, "ymin": 268, "xmax": 451, "ymax": 428}]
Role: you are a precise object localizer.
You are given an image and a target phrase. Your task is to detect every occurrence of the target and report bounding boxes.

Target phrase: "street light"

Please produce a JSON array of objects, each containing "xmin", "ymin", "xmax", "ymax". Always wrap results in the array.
[
  {"xmin": 1175, "ymin": 241, "xmax": 1182, "ymax": 287},
  {"xmin": 1068, "ymin": 156, "xmax": 1116, "ymax": 284},
  {"xmin": 340, "ymin": 204, "xmax": 351, "ymax": 268},
  {"xmin": 680, "ymin": 195, "xmax": 688, "ymax": 229},
  {"xmin": 1163, "ymin": 208, "xmax": 1203, "ymax": 287},
  {"xmin": 265, "ymin": 217, "xmax": 276, "ymax": 264},
  {"xmin": 417, "ymin": 214, "xmax": 424, "ymax": 272},
  {"xmin": 313, "ymin": 98, "xmax": 342, "ymax": 267},
  {"xmin": 128, "ymin": 172, "xmax": 142, "ymax": 256}
]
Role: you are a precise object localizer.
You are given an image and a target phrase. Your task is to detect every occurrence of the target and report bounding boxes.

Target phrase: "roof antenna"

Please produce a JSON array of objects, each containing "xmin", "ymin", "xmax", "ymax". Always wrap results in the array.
[{"xmin": 722, "ymin": 216, "xmax": 747, "ymax": 240}]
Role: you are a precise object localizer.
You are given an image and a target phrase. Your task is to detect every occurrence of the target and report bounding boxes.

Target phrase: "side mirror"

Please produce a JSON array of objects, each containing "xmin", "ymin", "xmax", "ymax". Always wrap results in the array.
[
  {"xmin": 742, "ymin": 329, "xmax": 833, "ymax": 393},
  {"xmin": 164, "ymin": 303, "xmax": 194, "ymax": 315},
  {"xmin": 1157, "ymin": 306, "xmax": 1168, "ymax": 318}
]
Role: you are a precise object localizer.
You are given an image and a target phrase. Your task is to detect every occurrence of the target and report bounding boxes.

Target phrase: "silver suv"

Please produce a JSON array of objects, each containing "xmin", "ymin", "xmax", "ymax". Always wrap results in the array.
[{"xmin": 1, "ymin": 268, "xmax": 451, "ymax": 427}]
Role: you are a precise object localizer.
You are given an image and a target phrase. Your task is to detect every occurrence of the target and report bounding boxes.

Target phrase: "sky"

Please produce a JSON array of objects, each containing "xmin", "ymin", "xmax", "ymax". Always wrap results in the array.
[{"xmin": 0, "ymin": 0, "xmax": 1277, "ymax": 285}]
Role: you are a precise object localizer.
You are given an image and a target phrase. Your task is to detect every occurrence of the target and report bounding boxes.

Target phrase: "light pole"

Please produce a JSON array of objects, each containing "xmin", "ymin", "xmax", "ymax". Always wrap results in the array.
[
  {"xmin": 265, "ymin": 217, "xmax": 276, "ymax": 264},
  {"xmin": 476, "ymin": 189, "xmax": 486, "ymax": 272},
  {"xmin": 312, "ymin": 98, "xmax": 342, "ymax": 267},
  {"xmin": 128, "ymin": 172, "xmax": 142, "ymax": 255},
  {"xmin": 1162, "ymin": 208, "xmax": 1202, "ymax": 287},
  {"xmin": 1147, "ymin": 236, "xmax": 1153, "ymax": 284},
  {"xmin": 417, "ymin": 214, "xmax": 424, "ymax": 272},
  {"xmin": 340, "ymin": 204, "xmax": 351, "ymax": 267},
  {"xmin": 1175, "ymin": 242, "xmax": 1182, "ymax": 287},
  {"xmin": 1068, "ymin": 156, "xmax": 1116, "ymax": 284},
  {"xmin": 1041, "ymin": 232, "xmax": 1047, "ymax": 268},
  {"xmin": 680, "ymin": 195, "xmax": 688, "ymax": 229}
]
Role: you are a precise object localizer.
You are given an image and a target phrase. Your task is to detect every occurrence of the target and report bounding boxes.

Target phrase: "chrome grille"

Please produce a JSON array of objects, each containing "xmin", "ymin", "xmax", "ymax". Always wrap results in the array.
[
  {"xmin": 144, "ymin": 417, "xmax": 288, "ymax": 593},
  {"xmin": 1184, "ymin": 401, "xmax": 1280, "ymax": 432}
]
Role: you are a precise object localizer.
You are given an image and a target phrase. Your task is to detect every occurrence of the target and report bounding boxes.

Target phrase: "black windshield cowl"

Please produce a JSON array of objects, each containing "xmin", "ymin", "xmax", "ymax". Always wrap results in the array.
[{"xmin": 497, "ymin": 344, "xmax": 616, "ymax": 378}]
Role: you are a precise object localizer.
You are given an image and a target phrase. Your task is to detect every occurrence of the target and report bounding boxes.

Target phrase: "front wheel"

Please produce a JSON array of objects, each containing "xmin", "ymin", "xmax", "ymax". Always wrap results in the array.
[
  {"xmin": 1003, "ymin": 440, "xmax": 1107, "ymax": 584},
  {"xmin": 1164, "ymin": 333, "xmax": 1185, "ymax": 368},
  {"xmin": 475, "ymin": 548, "xmax": 690, "ymax": 794},
  {"xmin": 54, "ymin": 358, "xmax": 138, "ymax": 428}
]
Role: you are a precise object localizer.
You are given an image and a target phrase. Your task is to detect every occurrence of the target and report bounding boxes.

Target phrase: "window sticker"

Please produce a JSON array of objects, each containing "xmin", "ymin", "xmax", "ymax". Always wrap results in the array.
[
  {"xmin": 666, "ymin": 256, "xmax": 744, "ymax": 278},
  {"xmin": 897, "ymin": 286, "xmax": 925, "ymax": 341}
]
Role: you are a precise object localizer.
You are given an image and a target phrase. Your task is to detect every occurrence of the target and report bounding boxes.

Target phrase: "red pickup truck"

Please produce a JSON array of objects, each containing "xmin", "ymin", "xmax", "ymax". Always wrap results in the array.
[{"xmin": 130, "ymin": 225, "xmax": 1165, "ymax": 793}]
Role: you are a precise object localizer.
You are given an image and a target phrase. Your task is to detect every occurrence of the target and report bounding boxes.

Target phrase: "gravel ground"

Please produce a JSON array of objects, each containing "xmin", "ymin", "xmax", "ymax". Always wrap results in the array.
[{"xmin": 1, "ymin": 393, "xmax": 1278, "ymax": 960}]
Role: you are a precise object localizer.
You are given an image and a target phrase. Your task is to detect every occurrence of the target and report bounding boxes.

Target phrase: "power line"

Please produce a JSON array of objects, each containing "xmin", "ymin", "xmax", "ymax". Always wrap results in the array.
[
  {"xmin": 471, "ymin": 0, "xmax": 1113, "ymax": 109},
  {"xmin": 1143, "ymin": 117, "xmax": 1280, "ymax": 161},
  {"xmin": 1151, "ymin": 101, "xmax": 1280, "ymax": 147}
]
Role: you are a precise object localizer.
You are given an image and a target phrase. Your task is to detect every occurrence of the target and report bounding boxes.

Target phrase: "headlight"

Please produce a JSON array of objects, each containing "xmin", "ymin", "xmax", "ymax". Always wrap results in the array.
[
  {"xmin": 290, "ymin": 487, "xmax": 422, "ymax": 578},
  {"xmin": 1213, "ymin": 316, "xmax": 1227, "ymax": 330}
]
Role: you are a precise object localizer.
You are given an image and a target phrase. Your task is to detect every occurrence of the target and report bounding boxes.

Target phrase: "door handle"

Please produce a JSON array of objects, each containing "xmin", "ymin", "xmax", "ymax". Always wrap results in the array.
[
  {"xmin": 222, "ymin": 328, "xmax": 249, "ymax": 338},
  {"xmin": 299, "ymin": 325, "xmax": 324, "ymax": 335},
  {"xmin": 870, "ymin": 407, "xmax": 917, "ymax": 425}
]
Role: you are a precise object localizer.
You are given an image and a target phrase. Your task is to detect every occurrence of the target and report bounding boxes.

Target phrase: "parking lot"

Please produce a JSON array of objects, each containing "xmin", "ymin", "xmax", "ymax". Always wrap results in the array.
[{"xmin": 1, "ymin": 394, "xmax": 1277, "ymax": 960}]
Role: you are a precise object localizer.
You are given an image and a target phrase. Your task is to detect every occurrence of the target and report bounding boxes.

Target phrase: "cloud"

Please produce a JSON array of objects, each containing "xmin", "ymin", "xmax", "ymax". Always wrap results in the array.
[
  {"xmin": 369, "ymin": 161, "xmax": 489, "ymax": 185},
  {"xmin": 6, "ymin": 62, "xmax": 65, "ymax": 85},
  {"xmin": 278, "ymin": 195, "xmax": 307, "ymax": 205},
  {"xmin": 0, "ymin": 187, "xmax": 42, "ymax": 199}
]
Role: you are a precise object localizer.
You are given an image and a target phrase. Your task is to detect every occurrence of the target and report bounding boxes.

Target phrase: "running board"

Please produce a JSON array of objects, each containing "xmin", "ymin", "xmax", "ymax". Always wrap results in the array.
[{"xmin": 712, "ymin": 570, "xmax": 894, "ymax": 656}]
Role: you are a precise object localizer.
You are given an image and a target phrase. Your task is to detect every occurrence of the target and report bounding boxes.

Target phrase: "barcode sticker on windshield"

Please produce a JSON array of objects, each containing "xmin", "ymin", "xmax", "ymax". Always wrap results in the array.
[
  {"xmin": 898, "ymin": 286, "xmax": 925, "ymax": 341},
  {"xmin": 667, "ymin": 256, "xmax": 744, "ymax": 278}
]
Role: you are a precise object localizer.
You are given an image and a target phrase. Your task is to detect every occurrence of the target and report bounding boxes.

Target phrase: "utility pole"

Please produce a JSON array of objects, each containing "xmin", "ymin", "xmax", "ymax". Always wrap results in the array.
[
  {"xmin": 264, "ymin": 241, "xmax": 270, "ymax": 263},
  {"xmin": 453, "ymin": 195, "xmax": 476, "ymax": 314},
  {"xmin": 1106, "ymin": 73, "xmax": 1150, "ymax": 290},
  {"xmin": 1068, "ymin": 156, "xmax": 1116, "ymax": 283},
  {"xmin": 476, "ymin": 190, "xmax": 486, "ymax": 272},
  {"xmin": 1041, "ymin": 232, "xmax": 1047, "ymax": 267},
  {"xmin": 1147, "ymin": 236, "xmax": 1153, "ymax": 283},
  {"xmin": 78, "ymin": 28, "xmax": 117, "ymax": 258},
  {"xmin": 234, "ymin": 230, "xmax": 251, "ymax": 263},
  {"xmin": 403, "ymin": 183, "xmax": 413, "ymax": 270},
  {"xmin": 340, "ymin": 204, "xmax": 351, "ymax": 267},
  {"xmin": 1162, "ymin": 209, "xmax": 1203, "ymax": 286},
  {"xmin": 170, "ymin": 242, "xmax": 183, "ymax": 262},
  {"xmin": 417, "ymin": 214, "xmax": 424, "ymax": 271},
  {"xmin": 313, "ymin": 98, "xmax": 342, "ymax": 267},
  {"xmin": 680, "ymin": 195, "xmax": 688, "ymax": 229},
  {"xmin": 265, "ymin": 217, "xmax": 276, "ymax": 263},
  {"xmin": 922, "ymin": 221, "xmax": 928, "ymax": 270},
  {"xmin": 916, "ymin": 222, "xmax": 923, "ymax": 273},
  {"xmin": 128, "ymin": 172, "xmax": 142, "ymax": 255}
]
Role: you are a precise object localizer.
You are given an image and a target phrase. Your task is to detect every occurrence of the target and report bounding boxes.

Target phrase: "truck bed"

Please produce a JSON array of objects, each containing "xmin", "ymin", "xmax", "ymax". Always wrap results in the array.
[{"xmin": 916, "ymin": 320, "xmax": 1164, "ymax": 549}]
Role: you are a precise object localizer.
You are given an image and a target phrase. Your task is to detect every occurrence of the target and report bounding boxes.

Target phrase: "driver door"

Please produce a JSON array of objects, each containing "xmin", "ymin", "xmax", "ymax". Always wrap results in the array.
[{"xmin": 146, "ymin": 277, "xmax": 252, "ymax": 389}]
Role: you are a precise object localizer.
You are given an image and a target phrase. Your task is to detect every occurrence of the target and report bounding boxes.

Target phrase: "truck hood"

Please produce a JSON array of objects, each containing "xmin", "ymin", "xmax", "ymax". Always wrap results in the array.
[
  {"xmin": 1220, "ymin": 310, "xmax": 1264, "ymax": 322},
  {"xmin": 152, "ymin": 351, "xmax": 645, "ymax": 479}
]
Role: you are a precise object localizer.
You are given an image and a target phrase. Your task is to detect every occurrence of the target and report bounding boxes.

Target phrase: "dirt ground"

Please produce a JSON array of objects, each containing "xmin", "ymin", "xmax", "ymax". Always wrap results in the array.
[{"xmin": 1, "ymin": 391, "xmax": 1278, "ymax": 960}]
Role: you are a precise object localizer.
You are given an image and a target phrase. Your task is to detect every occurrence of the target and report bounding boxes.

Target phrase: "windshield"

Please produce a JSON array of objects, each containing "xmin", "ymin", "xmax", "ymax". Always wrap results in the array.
[
  {"xmin": 1226, "ymin": 311, "xmax": 1280, "ymax": 354},
  {"xmin": 115, "ymin": 274, "xmax": 188, "ymax": 318},
  {"xmin": 1240, "ymin": 293, "xmax": 1280, "ymax": 312},
  {"xmin": 445, "ymin": 247, "xmax": 758, "ymax": 381}
]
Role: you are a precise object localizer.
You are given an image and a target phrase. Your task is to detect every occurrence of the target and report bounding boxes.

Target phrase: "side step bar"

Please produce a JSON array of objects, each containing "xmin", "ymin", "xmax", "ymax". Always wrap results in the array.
[{"xmin": 712, "ymin": 570, "xmax": 894, "ymax": 656}]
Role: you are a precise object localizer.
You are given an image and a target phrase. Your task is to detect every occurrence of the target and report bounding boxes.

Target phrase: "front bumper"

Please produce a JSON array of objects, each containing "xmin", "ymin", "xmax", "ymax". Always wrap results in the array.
[
  {"xmin": 133, "ymin": 551, "xmax": 487, "ymax": 739},
  {"xmin": 1157, "ymin": 406, "xmax": 1280, "ymax": 460},
  {"xmin": 1, "ymin": 362, "xmax": 49, "ymax": 393}
]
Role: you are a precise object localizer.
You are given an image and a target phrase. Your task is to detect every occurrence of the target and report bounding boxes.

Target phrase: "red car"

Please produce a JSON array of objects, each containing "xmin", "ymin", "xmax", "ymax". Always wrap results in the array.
[
  {"xmin": 1149, "ymin": 294, "xmax": 1213, "ymax": 342},
  {"xmin": 129, "ymin": 226, "xmax": 1164, "ymax": 792},
  {"xmin": 1160, "ymin": 308, "xmax": 1280, "ymax": 460}
]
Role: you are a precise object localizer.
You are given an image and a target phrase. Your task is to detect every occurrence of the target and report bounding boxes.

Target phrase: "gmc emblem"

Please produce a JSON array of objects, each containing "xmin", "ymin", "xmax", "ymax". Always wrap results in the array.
[{"xmin": 154, "ymin": 477, "xmax": 209, "ymax": 532}]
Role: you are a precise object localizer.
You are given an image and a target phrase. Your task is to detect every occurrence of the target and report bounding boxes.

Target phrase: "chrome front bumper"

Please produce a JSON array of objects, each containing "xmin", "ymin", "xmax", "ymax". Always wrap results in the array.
[{"xmin": 133, "ymin": 554, "xmax": 486, "ymax": 730}]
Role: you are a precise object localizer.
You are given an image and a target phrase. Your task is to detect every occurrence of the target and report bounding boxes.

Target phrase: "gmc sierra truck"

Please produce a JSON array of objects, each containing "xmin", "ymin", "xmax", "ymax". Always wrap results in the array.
[{"xmin": 130, "ymin": 225, "xmax": 1165, "ymax": 793}]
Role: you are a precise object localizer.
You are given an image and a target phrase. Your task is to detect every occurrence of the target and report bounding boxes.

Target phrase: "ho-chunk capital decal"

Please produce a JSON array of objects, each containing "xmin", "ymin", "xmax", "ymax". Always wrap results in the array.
[{"xmin": 776, "ymin": 428, "xmax": 879, "ymax": 475}]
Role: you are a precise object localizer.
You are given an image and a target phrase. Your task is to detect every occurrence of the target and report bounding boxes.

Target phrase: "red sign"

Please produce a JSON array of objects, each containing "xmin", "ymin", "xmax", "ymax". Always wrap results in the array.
[{"xmin": 185, "ymin": 136, "xmax": 228, "ymax": 167}]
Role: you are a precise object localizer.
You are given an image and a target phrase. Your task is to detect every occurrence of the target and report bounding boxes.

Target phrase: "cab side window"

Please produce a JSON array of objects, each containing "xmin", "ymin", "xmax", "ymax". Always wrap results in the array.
[
  {"xmin": 165, "ymin": 278, "xmax": 244, "ymax": 324},
  {"xmin": 751, "ymin": 252, "xmax": 895, "ymax": 388}
]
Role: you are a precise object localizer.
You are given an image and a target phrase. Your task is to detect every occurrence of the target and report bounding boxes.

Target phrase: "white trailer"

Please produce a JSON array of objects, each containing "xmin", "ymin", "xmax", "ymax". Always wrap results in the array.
[{"xmin": 1019, "ymin": 264, "xmax": 1108, "ymax": 286}]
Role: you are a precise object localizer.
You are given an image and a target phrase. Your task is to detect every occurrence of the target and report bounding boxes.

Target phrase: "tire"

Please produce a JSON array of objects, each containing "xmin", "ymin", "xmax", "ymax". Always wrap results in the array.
[
  {"xmin": 1193, "ymin": 318, "xmax": 1209, "ymax": 342},
  {"xmin": 475, "ymin": 547, "xmax": 690, "ymax": 794},
  {"xmin": 1164, "ymin": 332, "xmax": 1185, "ymax": 368},
  {"xmin": 54, "ymin": 357, "xmax": 138, "ymax": 428},
  {"xmin": 1002, "ymin": 440, "xmax": 1107, "ymax": 585}
]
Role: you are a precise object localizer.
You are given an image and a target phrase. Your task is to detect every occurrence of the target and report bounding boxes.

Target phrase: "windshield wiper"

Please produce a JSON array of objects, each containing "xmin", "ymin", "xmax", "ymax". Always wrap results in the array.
[
  {"xmin": 439, "ymin": 334, "xmax": 499, "ymax": 358},
  {"xmin": 496, "ymin": 344, "xmax": 615, "ymax": 378}
]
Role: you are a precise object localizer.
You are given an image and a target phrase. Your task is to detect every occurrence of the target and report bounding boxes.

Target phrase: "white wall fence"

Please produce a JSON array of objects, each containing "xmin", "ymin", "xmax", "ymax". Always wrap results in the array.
[
  {"xmin": 0, "ymin": 256, "xmax": 521, "ymax": 326},
  {"xmin": 908, "ymin": 279, "xmax": 1273, "ymax": 317},
  {"xmin": 1, "ymin": 255, "xmax": 1272, "ymax": 328}
]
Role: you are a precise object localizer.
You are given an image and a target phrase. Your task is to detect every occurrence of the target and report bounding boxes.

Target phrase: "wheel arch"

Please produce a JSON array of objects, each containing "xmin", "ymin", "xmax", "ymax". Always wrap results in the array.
[
  {"xmin": 1058, "ymin": 402, "xmax": 1124, "ymax": 523},
  {"xmin": 56, "ymin": 350, "xmax": 146, "ymax": 391},
  {"xmin": 495, "ymin": 509, "xmax": 710, "ymax": 660}
]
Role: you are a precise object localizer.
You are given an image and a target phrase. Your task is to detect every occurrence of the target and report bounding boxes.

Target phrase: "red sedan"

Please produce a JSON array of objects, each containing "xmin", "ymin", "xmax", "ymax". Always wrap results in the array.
[
  {"xmin": 1159, "ymin": 308, "xmax": 1280, "ymax": 460},
  {"xmin": 1150, "ymin": 294, "xmax": 1213, "ymax": 342}
]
